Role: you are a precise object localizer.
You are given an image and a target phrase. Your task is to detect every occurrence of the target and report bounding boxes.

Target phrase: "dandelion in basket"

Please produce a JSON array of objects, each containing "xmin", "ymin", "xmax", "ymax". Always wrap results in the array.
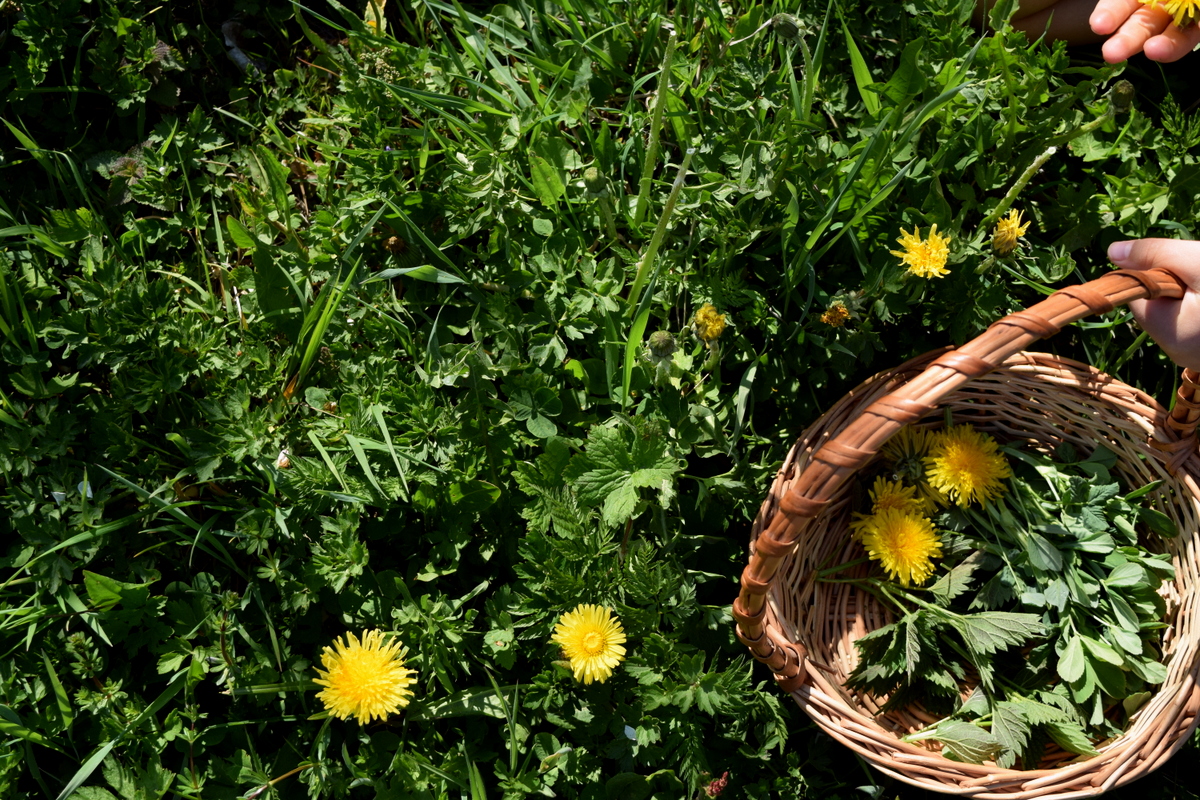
[
  {"xmin": 551, "ymin": 604, "xmax": 627, "ymax": 684},
  {"xmin": 991, "ymin": 208, "xmax": 1031, "ymax": 256},
  {"xmin": 849, "ymin": 477, "xmax": 931, "ymax": 538},
  {"xmin": 891, "ymin": 224, "xmax": 950, "ymax": 279},
  {"xmin": 1139, "ymin": 0, "xmax": 1200, "ymax": 27},
  {"xmin": 859, "ymin": 508, "xmax": 943, "ymax": 587},
  {"xmin": 314, "ymin": 630, "xmax": 417, "ymax": 723},
  {"xmin": 693, "ymin": 303, "xmax": 727, "ymax": 343},
  {"xmin": 881, "ymin": 426, "xmax": 936, "ymax": 486},
  {"xmin": 924, "ymin": 426, "xmax": 1011, "ymax": 507}
]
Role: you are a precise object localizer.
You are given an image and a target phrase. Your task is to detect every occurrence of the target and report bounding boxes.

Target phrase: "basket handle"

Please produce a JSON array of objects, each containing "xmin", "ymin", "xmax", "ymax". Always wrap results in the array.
[{"xmin": 734, "ymin": 268, "xmax": 1195, "ymax": 686}]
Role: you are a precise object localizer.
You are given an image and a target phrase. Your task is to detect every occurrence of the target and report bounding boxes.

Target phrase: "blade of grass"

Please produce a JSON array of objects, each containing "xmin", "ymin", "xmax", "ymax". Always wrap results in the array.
[
  {"xmin": 371, "ymin": 405, "xmax": 411, "ymax": 498},
  {"xmin": 836, "ymin": 4, "xmax": 880, "ymax": 116},
  {"xmin": 633, "ymin": 29, "xmax": 677, "ymax": 228},
  {"xmin": 54, "ymin": 672, "xmax": 187, "ymax": 800},
  {"xmin": 308, "ymin": 430, "xmax": 349, "ymax": 492}
]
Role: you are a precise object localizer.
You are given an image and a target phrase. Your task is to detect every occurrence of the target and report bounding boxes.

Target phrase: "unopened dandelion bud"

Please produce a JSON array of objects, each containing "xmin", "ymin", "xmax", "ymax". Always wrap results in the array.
[
  {"xmin": 648, "ymin": 330, "xmax": 677, "ymax": 359},
  {"xmin": 771, "ymin": 13, "xmax": 802, "ymax": 40},
  {"xmin": 1110, "ymin": 80, "xmax": 1135, "ymax": 115},
  {"xmin": 583, "ymin": 167, "xmax": 605, "ymax": 193}
]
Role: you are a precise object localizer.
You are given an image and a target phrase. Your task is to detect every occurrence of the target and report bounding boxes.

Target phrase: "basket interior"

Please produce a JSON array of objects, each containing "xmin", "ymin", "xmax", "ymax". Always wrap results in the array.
[{"xmin": 757, "ymin": 353, "xmax": 1200, "ymax": 779}]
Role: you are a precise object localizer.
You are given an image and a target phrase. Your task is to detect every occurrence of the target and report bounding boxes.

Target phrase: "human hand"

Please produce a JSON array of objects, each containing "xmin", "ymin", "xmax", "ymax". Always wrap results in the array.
[
  {"xmin": 1089, "ymin": 0, "xmax": 1200, "ymax": 63},
  {"xmin": 1110, "ymin": 238, "xmax": 1200, "ymax": 371}
]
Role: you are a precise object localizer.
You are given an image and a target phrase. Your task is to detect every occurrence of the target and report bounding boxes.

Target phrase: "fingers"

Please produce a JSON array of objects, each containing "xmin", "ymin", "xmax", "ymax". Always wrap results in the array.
[
  {"xmin": 1101, "ymin": 4, "xmax": 1171, "ymax": 62},
  {"xmin": 1142, "ymin": 21, "xmax": 1200, "ymax": 61},
  {"xmin": 1090, "ymin": 0, "xmax": 1142, "ymax": 34},
  {"xmin": 1011, "ymin": 0, "xmax": 1106, "ymax": 42},
  {"xmin": 1113, "ymin": 239, "xmax": 1200, "ymax": 371},
  {"xmin": 1108, "ymin": 239, "xmax": 1200, "ymax": 290}
]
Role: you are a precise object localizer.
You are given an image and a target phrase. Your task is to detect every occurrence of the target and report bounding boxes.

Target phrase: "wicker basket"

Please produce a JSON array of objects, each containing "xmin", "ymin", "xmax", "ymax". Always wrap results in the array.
[{"xmin": 734, "ymin": 270, "xmax": 1200, "ymax": 797}]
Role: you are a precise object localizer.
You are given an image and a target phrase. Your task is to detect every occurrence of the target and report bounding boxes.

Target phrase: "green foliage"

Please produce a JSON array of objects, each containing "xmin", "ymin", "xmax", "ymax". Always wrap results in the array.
[
  {"xmin": 849, "ymin": 443, "xmax": 1178, "ymax": 769},
  {"xmin": 2, "ymin": 0, "xmax": 1199, "ymax": 798}
]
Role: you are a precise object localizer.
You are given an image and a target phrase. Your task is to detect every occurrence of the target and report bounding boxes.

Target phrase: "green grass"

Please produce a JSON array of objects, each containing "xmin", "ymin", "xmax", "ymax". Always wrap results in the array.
[{"xmin": 2, "ymin": 0, "xmax": 1199, "ymax": 797}]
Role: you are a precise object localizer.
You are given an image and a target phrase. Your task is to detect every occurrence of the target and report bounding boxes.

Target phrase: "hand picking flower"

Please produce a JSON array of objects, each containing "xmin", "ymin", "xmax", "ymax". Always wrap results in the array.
[
  {"xmin": 551, "ymin": 604, "xmax": 627, "ymax": 684},
  {"xmin": 314, "ymin": 630, "xmax": 418, "ymax": 723}
]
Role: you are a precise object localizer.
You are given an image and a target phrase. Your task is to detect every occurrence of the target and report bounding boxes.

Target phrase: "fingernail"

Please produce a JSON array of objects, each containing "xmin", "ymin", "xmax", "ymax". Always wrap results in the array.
[
  {"xmin": 1091, "ymin": 11, "xmax": 1111, "ymax": 32},
  {"xmin": 1108, "ymin": 240, "xmax": 1133, "ymax": 263}
]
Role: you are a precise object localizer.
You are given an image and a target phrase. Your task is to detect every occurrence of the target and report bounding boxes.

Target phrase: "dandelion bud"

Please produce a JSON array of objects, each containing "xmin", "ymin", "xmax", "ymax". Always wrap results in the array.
[
  {"xmin": 771, "ymin": 14, "xmax": 802, "ymax": 40},
  {"xmin": 1109, "ymin": 80, "xmax": 1135, "ymax": 115},
  {"xmin": 583, "ymin": 167, "xmax": 605, "ymax": 193},
  {"xmin": 647, "ymin": 330, "xmax": 677, "ymax": 359}
]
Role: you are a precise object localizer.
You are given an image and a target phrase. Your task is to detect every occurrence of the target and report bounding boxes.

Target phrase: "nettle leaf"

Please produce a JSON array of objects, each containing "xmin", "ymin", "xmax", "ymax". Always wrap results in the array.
[
  {"xmin": 916, "ymin": 720, "xmax": 1003, "ymax": 764},
  {"xmin": 930, "ymin": 551, "xmax": 985, "ymax": 604},
  {"xmin": 1045, "ymin": 721, "xmax": 1100, "ymax": 756},
  {"xmin": 568, "ymin": 420, "xmax": 681, "ymax": 527},
  {"xmin": 952, "ymin": 611, "xmax": 1044, "ymax": 656},
  {"xmin": 991, "ymin": 702, "xmax": 1030, "ymax": 769}
]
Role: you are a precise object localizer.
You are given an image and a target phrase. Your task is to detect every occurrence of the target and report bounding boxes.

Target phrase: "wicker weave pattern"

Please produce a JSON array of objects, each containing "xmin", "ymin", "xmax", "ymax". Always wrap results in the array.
[{"xmin": 736, "ymin": 270, "xmax": 1200, "ymax": 796}]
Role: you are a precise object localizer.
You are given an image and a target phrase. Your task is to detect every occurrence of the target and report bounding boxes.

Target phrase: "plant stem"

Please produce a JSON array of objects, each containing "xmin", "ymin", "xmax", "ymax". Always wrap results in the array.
[
  {"xmin": 633, "ymin": 30, "xmax": 677, "ymax": 228},
  {"xmin": 627, "ymin": 147, "xmax": 695, "ymax": 313}
]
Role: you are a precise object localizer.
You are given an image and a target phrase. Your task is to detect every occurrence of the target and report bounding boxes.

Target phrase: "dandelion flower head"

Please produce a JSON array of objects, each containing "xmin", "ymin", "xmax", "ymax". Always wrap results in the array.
[
  {"xmin": 821, "ymin": 303, "xmax": 851, "ymax": 327},
  {"xmin": 314, "ymin": 630, "xmax": 417, "ymax": 723},
  {"xmin": 925, "ymin": 426, "xmax": 1011, "ymax": 507},
  {"xmin": 693, "ymin": 304, "xmax": 727, "ymax": 342},
  {"xmin": 991, "ymin": 208, "xmax": 1031, "ymax": 256},
  {"xmin": 891, "ymin": 224, "xmax": 951, "ymax": 279},
  {"xmin": 551, "ymin": 604, "xmax": 627, "ymax": 684},
  {"xmin": 850, "ymin": 477, "xmax": 931, "ymax": 538},
  {"xmin": 882, "ymin": 426, "xmax": 936, "ymax": 487},
  {"xmin": 860, "ymin": 509, "xmax": 943, "ymax": 587},
  {"xmin": 1139, "ymin": 0, "xmax": 1200, "ymax": 27}
]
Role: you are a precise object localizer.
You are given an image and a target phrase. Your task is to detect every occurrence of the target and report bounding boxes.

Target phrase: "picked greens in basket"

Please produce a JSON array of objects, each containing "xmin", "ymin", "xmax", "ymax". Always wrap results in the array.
[{"xmin": 831, "ymin": 423, "xmax": 1178, "ymax": 769}]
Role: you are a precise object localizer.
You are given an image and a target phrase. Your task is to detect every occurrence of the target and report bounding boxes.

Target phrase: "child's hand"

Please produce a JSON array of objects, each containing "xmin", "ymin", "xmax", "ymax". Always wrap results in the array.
[
  {"xmin": 1089, "ymin": 0, "xmax": 1200, "ymax": 63},
  {"xmin": 1110, "ymin": 238, "xmax": 1200, "ymax": 371}
]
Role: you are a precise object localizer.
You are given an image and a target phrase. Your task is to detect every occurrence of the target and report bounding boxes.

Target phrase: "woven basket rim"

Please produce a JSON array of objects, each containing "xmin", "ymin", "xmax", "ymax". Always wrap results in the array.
[{"xmin": 744, "ymin": 348, "xmax": 1200, "ymax": 797}]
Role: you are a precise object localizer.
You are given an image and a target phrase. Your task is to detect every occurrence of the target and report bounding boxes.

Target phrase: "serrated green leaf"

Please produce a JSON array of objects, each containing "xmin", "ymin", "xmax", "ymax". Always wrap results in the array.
[
  {"xmin": 952, "ymin": 611, "xmax": 1044, "ymax": 656},
  {"xmin": 1045, "ymin": 721, "xmax": 1100, "ymax": 757},
  {"xmin": 913, "ymin": 720, "xmax": 1003, "ymax": 764},
  {"xmin": 930, "ymin": 552, "xmax": 983, "ymax": 604},
  {"xmin": 569, "ymin": 422, "xmax": 680, "ymax": 527},
  {"xmin": 991, "ymin": 702, "xmax": 1030, "ymax": 769}
]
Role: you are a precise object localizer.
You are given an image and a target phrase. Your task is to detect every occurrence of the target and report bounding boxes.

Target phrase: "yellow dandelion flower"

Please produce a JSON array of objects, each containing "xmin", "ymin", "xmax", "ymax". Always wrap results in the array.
[
  {"xmin": 881, "ymin": 426, "xmax": 937, "ymax": 488},
  {"xmin": 1139, "ymin": 0, "xmax": 1200, "ymax": 27},
  {"xmin": 860, "ymin": 509, "xmax": 943, "ymax": 587},
  {"xmin": 551, "ymin": 604, "xmax": 627, "ymax": 684},
  {"xmin": 850, "ymin": 477, "xmax": 932, "ymax": 538},
  {"xmin": 891, "ymin": 225, "xmax": 951, "ymax": 279},
  {"xmin": 925, "ymin": 426, "xmax": 1011, "ymax": 507},
  {"xmin": 314, "ymin": 630, "xmax": 417, "ymax": 723},
  {"xmin": 991, "ymin": 209, "xmax": 1031, "ymax": 256},
  {"xmin": 821, "ymin": 303, "xmax": 851, "ymax": 327},
  {"xmin": 693, "ymin": 304, "xmax": 727, "ymax": 342}
]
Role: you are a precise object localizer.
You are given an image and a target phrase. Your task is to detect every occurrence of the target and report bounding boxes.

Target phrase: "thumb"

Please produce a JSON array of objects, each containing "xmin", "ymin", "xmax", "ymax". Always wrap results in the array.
[{"xmin": 1108, "ymin": 238, "xmax": 1200, "ymax": 291}]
